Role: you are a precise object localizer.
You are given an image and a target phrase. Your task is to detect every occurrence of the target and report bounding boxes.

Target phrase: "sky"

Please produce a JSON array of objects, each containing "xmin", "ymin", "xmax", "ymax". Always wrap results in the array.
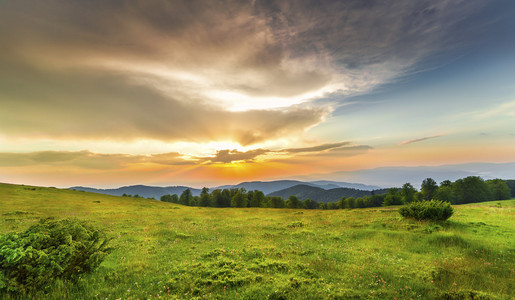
[{"xmin": 1, "ymin": 0, "xmax": 514, "ymax": 188}]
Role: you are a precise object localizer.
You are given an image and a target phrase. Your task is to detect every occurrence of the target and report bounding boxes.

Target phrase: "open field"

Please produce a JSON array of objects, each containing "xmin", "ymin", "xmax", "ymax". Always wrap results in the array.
[{"xmin": 1, "ymin": 183, "xmax": 514, "ymax": 299}]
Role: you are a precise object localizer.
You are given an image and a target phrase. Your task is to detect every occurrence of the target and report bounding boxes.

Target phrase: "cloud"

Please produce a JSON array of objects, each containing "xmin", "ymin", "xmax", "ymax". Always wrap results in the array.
[
  {"xmin": 400, "ymin": 134, "xmax": 445, "ymax": 145},
  {"xmin": 0, "ymin": 62, "xmax": 329, "ymax": 145},
  {"xmin": 197, "ymin": 149, "xmax": 269, "ymax": 164},
  {"xmin": 0, "ymin": 151, "xmax": 196, "ymax": 169},
  {"xmin": 146, "ymin": 152, "xmax": 198, "ymax": 166},
  {"xmin": 282, "ymin": 141, "xmax": 351, "ymax": 153},
  {"xmin": 0, "ymin": 1, "xmax": 331, "ymax": 106},
  {"xmin": 328, "ymin": 145, "xmax": 373, "ymax": 153},
  {"xmin": 0, "ymin": 140, "xmax": 367, "ymax": 168},
  {"xmin": 0, "ymin": 0, "xmax": 334, "ymax": 146},
  {"xmin": 195, "ymin": 141, "xmax": 371, "ymax": 164},
  {"xmin": 0, "ymin": 0, "xmax": 490, "ymax": 147},
  {"xmin": 253, "ymin": 0, "xmax": 488, "ymax": 93},
  {"xmin": 292, "ymin": 144, "xmax": 373, "ymax": 159}
]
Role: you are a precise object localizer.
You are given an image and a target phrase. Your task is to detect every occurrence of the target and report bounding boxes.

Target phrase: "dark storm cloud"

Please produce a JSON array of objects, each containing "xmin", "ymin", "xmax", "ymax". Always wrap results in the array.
[{"xmin": 0, "ymin": 0, "xmax": 489, "ymax": 144}]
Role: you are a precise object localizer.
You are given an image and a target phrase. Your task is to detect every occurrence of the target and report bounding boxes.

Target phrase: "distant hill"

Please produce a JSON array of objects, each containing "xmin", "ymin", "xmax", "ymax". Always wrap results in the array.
[
  {"xmin": 214, "ymin": 180, "xmax": 307, "ymax": 195},
  {"xmin": 215, "ymin": 180, "xmax": 381, "ymax": 194},
  {"xmin": 213, "ymin": 180, "xmax": 344, "ymax": 195},
  {"xmin": 303, "ymin": 162, "xmax": 515, "ymax": 187},
  {"xmin": 69, "ymin": 180, "xmax": 384, "ymax": 200},
  {"xmin": 268, "ymin": 184, "xmax": 388, "ymax": 203},
  {"xmin": 307, "ymin": 180, "xmax": 380, "ymax": 191},
  {"xmin": 69, "ymin": 185, "xmax": 202, "ymax": 199}
]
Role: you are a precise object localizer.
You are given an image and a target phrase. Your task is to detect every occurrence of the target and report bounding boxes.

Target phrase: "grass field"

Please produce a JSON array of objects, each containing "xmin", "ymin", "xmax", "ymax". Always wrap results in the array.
[{"xmin": 1, "ymin": 182, "xmax": 514, "ymax": 299}]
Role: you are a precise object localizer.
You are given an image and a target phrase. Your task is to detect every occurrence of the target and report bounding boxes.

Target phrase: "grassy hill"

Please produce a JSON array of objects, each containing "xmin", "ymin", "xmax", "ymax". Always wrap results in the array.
[{"xmin": 1, "ymin": 183, "xmax": 514, "ymax": 299}]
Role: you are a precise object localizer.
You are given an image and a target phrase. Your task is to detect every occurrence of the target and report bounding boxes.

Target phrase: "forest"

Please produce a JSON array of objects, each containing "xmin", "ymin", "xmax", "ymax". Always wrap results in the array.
[{"xmin": 156, "ymin": 176, "xmax": 513, "ymax": 209}]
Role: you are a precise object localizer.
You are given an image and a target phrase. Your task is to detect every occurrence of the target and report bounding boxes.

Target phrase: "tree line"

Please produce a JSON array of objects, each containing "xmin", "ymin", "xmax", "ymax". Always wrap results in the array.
[{"xmin": 160, "ymin": 176, "xmax": 512, "ymax": 209}]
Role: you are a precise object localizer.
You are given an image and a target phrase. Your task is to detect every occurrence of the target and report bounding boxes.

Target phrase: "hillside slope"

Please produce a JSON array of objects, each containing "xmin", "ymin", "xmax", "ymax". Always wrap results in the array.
[{"xmin": 1, "ymin": 182, "xmax": 514, "ymax": 299}]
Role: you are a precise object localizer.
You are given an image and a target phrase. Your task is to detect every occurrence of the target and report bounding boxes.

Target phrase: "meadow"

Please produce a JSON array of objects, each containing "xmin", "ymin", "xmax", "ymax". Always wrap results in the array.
[{"xmin": 1, "ymin": 182, "xmax": 514, "ymax": 299}]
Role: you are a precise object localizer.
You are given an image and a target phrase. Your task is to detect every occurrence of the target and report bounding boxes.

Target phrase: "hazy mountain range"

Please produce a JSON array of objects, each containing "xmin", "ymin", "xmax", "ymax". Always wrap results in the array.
[
  {"xmin": 215, "ymin": 180, "xmax": 379, "ymax": 194},
  {"xmin": 70, "ymin": 180, "xmax": 380, "ymax": 199},
  {"xmin": 70, "ymin": 162, "xmax": 515, "ymax": 201},
  {"xmin": 296, "ymin": 162, "xmax": 515, "ymax": 188}
]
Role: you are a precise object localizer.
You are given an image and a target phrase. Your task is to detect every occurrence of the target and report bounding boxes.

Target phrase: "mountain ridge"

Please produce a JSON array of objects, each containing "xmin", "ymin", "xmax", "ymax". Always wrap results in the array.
[
  {"xmin": 69, "ymin": 162, "xmax": 515, "ymax": 199},
  {"xmin": 70, "ymin": 179, "xmax": 380, "ymax": 199},
  {"xmin": 268, "ymin": 184, "xmax": 389, "ymax": 203}
]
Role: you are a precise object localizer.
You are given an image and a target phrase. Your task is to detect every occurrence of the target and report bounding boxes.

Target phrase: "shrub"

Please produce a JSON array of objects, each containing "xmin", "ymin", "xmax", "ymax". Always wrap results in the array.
[
  {"xmin": 0, "ymin": 218, "xmax": 112, "ymax": 293},
  {"xmin": 399, "ymin": 200, "xmax": 454, "ymax": 221}
]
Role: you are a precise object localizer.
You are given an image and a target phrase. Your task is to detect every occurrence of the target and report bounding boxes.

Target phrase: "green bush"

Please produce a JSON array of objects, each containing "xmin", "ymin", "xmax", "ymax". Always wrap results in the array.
[
  {"xmin": 399, "ymin": 200, "xmax": 454, "ymax": 221},
  {"xmin": 0, "ymin": 218, "xmax": 112, "ymax": 293}
]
